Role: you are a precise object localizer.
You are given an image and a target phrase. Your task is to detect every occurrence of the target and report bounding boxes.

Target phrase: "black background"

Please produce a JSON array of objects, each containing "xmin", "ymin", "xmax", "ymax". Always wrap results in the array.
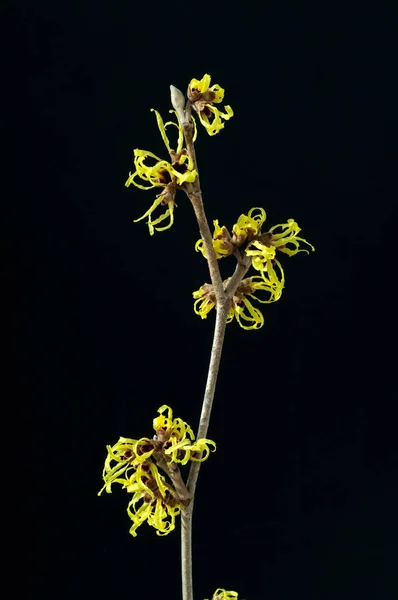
[{"xmin": 4, "ymin": 1, "xmax": 397, "ymax": 599}]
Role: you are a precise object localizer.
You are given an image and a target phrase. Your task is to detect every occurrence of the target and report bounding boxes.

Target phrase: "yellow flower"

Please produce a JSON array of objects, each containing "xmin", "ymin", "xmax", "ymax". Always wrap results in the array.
[
  {"xmin": 189, "ymin": 74, "xmax": 225, "ymax": 102},
  {"xmin": 265, "ymin": 218, "xmax": 315, "ymax": 256},
  {"xmin": 127, "ymin": 491, "xmax": 181, "ymax": 537},
  {"xmin": 98, "ymin": 436, "xmax": 155, "ymax": 494},
  {"xmin": 153, "ymin": 404, "xmax": 195, "ymax": 441},
  {"xmin": 99, "ymin": 440, "xmax": 181, "ymax": 537},
  {"xmin": 195, "ymin": 208, "xmax": 267, "ymax": 260},
  {"xmin": 228, "ymin": 295, "xmax": 264, "ymax": 330},
  {"xmin": 231, "ymin": 209, "xmax": 313, "ymax": 262},
  {"xmin": 193, "ymin": 283, "xmax": 216, "ymax": 320},
  {"xmin": 232, "ymin": 207, "xmax": 267, "ymax": 244},
  {"xmin": 195, "ymin": 208, "xmax": 272, "ymax": 261},
  {"xmin": 244, "ymin": 214, "xmax": 314, "ymax": 292},
  {"xmin": 99, "ymin": 405, "xmax": 216, "ymax": 536},
  {"xmin": 195, "ymin": 208, "xmax": 312, "ymax": 310},
  {"xmin": 245, "ymin": 240, "xmax": 280, "ymax": 278},
  {"xmin": 205, "ymin": 589, "xmax": 239, "ymax": 600},
  {"xmin": 188, "ymin": 74, "xmax": 233, "ymax": 136},
  {"xmin": 125, "ymin": 109, "xmax": 197, "ymax": 235},
  {"xmin": 195, "ymin": 220, "xmax": 233, "ymax": 259},
  {"xmin": 154, "ymin": 405, "xmax": 216, "ymax": 465},
  {"xmin": 193, "ymin": 275, "xmax": 283, "ymax": 330},
  {"xmin": 228, "ymin": 274, "xmax": 284, "ymax": 330},
  {"xmin": 124, "ymin": 461, "xmax": 181, "ymax": 537}
]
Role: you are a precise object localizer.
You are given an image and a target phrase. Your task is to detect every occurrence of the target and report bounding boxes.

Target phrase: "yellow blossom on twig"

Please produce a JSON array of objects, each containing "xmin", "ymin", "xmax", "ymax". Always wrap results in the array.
[
  {"xmin": 99, "ymin": 452, "xmax": 180, "ymax": 536},
  {"xmin": 244, "ymin": 213, "xmax": 314, "ymax": 290},
  {"xmin": 99, "ymin": 406, "xmax": 216, "ymax": 536},
  {"xmin": 232, "ymin": 207, "xmax": 267, "ymax": 244},
  {"xmin": 263, "ymin": 218, "xmax": 315, "ymax": 256},
  {"xmin": 154, "ymin": 405, "xmax": 216, "ymax": 465},
  {"xmin": 98, "ymin": 436, "xmax": 155, "ymax": 494},
  {"xmin": 195, "ymin": 208, "xmax": 313, "ymax": 300},
  {"xmin": 188, "ymin": 74, "xmax": 233, "ymax": 136},
  {"xmin": 245, "ymin": 241, "xmax": 282, "ymax": 281},
  {"xmin": 193, "ymin": 283, "xmax": 216, "ymax": 320},
  {"xmin": 195, "ymin": 208, "xmax": 268, "ymax": 259},
  {"xmin": 193, "ymin": 274, "xmax": 283, "ymax": 330},
  {"xmin": 227, "ymin": 274, "xmax": 284, "ymax": 330},
  {"xmin": 126, "ymin": 465, "xmax": 181, "ymax": 537},
  {"xmin": 125, "ymin": 109, "xmax": 197, "ymax": 235},
  {"xmin": 195, "ymin": 220, "xmax": 234, "ymax": 259}
]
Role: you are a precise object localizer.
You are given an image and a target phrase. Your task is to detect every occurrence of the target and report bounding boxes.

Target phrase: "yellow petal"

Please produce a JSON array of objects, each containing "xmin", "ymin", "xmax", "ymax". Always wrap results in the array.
[
  {"xmin": 147, "ymin": 202, "xmax": 175, "ymax": 235},
  {"xmin": 192, "ymin": 115, "xmax": 198, "ymax": 141},
  {"xmin": 150, "ymin": 109, "xmax": 172, "ymax": 153},
  {"xmin": 190, "ymin": 74, "xmax": 211, "ymax": 94},
  {"xmin": 209, "ymin": 84, "xmax": 225, "ymax": 103},
  {"xmin": 133, "ymin": 195, "xmax": 164, "ymax": 224},
  {"xmin": 164, "ymin": 110, "xmax": 184, "ymax": 153},
  {"xmin": 234, "ymin": 298, "xmax": 264, "ymax": 330}
]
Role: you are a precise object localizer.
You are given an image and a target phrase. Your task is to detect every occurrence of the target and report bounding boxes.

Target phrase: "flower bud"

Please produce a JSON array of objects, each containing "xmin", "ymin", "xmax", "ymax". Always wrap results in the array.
[{"xmin": 170, "ymin": 85, "xmax": 186, "ymax": 124}]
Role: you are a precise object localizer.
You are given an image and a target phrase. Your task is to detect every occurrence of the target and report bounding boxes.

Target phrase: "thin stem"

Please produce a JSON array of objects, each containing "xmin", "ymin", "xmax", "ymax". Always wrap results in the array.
[
  {"xmin": 187, "ymin": 305, "xmax": 228, "ymax": 492},
  {"xmin": 224, "ymin": 252, "xmax": 252, "ymax": 300},
  {"xmin": 174, "ymin": 93, "xmax": 248, "ymax": 600},
  {"xmin": 185, "ymin": 256, "xmax": 250, "ymax": 501},
  {"xmin": 182, "ymin": 109, "xmax": 225, "ymax": 303},
  {"xmin": 182, "ymin": 305, "xmax": 229, "ymax": 600},
  {"xmin": 181, "ymin": 503, "xmax": 194, "ymax": 600},
  {"xmin": 188, "ymin": 189, "xmax": 225, "ymax": 302}
]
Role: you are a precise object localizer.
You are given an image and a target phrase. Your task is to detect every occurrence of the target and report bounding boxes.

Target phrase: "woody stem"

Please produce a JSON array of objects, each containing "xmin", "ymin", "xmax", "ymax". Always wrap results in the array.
[{"xmin": 177, "ymin": 97, "xmax": 250, "ymax": 600}]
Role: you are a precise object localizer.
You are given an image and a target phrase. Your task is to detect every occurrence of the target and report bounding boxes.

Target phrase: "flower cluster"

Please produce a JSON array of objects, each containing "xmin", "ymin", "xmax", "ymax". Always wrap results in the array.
[
  {"xmin": 154, "ymin": 404, "xmax": 216, "ymax": 465},
  {"xmin": 194, "ymin": 207, "xmax": 314, "ymax": 329},
  {"xmin": 193, "ymin": 273, "xmax": 283, "ymax": 330},
  {"xmin": 188, "ymin": 74, "xmax": 234, "ymax": 136},
  {"xmin": 126, "ymin": 74, "xmax": 233, "ymax": 236},
  {"xmin": 125, "ymin": 110, "xmax": 197, "ymax": 235},
  {"xmin": 99, "ymin": 405, "xmax": 216, "ymax": 536}
]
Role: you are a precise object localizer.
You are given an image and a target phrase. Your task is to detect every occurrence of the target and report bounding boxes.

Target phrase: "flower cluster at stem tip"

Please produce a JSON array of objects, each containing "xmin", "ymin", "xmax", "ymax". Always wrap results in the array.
[
  {"xmin": 123, "ymin": 74, "xmax": 313, "ymax": 330},
  {"xmin": 188, "ymin": 74, "xmax": 234, "ymax": 136},
  {"xmin": 194, "ymin": 207, "xmax": 314, "ymax": 330},
  {"xmin": 99, "ymin": 405, "xmax": 216, "ymax": 536},
  {"xmin": 125, "ymin": 73, "xmax": 232, "ymax": 234}
]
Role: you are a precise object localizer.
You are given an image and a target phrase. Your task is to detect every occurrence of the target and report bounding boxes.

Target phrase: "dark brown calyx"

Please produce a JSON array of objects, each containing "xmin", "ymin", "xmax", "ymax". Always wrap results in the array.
[
  {"xmin": 187, "ymin": 85, "xmax": 216, "ymax": 104},
  {"xmin": 136, "ymin": 441, "xmax": 154, "ymax": 455},
  {"xmin": 257, "ymin": 232, "xmax": 273, "ymax": 246},
  {"xmin": 123, "ymin": 449, "xmax": 135, "ymax": 460}
]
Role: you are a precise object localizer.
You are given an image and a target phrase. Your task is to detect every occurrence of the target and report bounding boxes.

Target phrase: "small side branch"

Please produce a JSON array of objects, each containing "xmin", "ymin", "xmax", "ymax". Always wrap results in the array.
[
  {"xmin": 153, "ymin": 450, "xmax": 191, "ymax": 504},
  {"xmin": 225, "ymin": 252, "xmax": 252, "ymax": 300}
]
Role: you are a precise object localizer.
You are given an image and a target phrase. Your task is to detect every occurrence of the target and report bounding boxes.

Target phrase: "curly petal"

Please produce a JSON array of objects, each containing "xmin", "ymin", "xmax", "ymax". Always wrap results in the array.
[
  {"xmin": 198, "ymin": 104, "xmax": 234, "ymax": 136},
  {"xmin": 193, "ymin": 286, "xmax": 216, "ymax": 319},
  {"xmin": 196, "ymin": 220, "xmax": 232, "ymax": 259},
  {"xmin": 132, "ymin": 194, "xmax": 175, "ymax": 236},
  {"xmin": 189, "ymin": 74, "xmax": 212, "ymax": 94},
  {"xmin": 233, "ymin": 207, "xmax": 267, "ymax": 240},
  {"xmin": 268, "ymin": 218, "xmax": 315, "ymax": 256},
  {"xmin": 245, "ymin": 240, "xmax": 276, "ymax": 272},
  {"xmin": 233, "ymin": 297, "xmax": 265, "ymax": 330}
]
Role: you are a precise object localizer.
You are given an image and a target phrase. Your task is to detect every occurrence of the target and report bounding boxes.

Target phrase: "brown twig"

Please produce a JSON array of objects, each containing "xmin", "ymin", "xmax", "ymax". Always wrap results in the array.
[
  {"xmin": 153, "ymin": 450, "xmax": 191, "ymax": 504},
  {"xmin": 182, "ymin": 104, "xmax": 225, "ymax": 304},
  {"xmin": 224, "ymin": 251, "xmax": 252, "ymax": 300},
  {"xmin": 171, "ymin": 87, "xmax": 249, "ymax": 600}
]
